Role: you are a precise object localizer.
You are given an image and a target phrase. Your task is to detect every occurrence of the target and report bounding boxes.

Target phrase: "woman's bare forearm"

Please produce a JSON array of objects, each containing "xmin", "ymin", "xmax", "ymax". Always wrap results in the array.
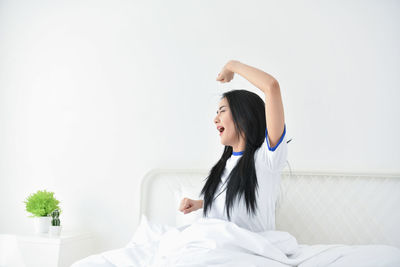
[{"xmin": 225, "ymin": 60, "xmax": 278, "ymax": 93}]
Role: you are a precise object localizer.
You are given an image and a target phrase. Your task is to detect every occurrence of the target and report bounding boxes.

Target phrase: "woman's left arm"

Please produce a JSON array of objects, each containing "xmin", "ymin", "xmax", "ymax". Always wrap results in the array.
[{"xmin": 217, "ymin": 60, "xmax": 285, "ymax": 148}]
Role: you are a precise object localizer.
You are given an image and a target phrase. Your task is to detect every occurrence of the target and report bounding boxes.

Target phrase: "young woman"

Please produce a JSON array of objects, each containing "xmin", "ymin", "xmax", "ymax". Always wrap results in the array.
[{"xmin": 179, "ymin": 60, "xmax": 288, "ymax": 232}]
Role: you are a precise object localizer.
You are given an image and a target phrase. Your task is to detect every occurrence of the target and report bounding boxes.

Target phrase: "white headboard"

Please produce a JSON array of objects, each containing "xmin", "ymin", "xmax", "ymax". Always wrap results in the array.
[{"xmin": 139, "ymin": 168, "xmax": 400, "ymax": 248}]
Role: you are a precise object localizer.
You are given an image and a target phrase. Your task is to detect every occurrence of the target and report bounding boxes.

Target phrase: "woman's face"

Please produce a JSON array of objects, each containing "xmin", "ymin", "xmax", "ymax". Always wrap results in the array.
[{"xmin": 214, "ymin": 98, "xmax": 240, "ymax": 147}]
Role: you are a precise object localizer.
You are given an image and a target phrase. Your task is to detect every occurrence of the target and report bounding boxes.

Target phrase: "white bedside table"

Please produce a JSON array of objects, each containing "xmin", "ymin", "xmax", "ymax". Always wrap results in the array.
[{"xmin": 16, "ymin": 231, "xmax": 94, "ymax": 267}]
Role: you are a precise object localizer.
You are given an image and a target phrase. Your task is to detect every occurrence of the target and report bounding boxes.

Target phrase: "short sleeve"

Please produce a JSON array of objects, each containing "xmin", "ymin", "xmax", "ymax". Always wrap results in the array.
[{"xmin": 256, "ymin": 124, "xmax": 288, "ymax": 172}]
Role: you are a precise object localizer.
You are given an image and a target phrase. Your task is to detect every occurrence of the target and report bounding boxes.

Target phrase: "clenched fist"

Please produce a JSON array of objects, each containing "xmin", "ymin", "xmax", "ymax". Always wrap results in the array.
[
  {"xmin": 216, "ymin": 60, "xmax": 238, "ymax": 83},
  {"xmin": 179, "ymin": 198, "xmax": 203, "ymax": 214}
]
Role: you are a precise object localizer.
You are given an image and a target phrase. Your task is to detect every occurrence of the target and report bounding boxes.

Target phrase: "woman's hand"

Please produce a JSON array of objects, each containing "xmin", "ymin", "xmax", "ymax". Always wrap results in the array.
[
  {"xmin": 216, "ymin": 60, "xmax": 239, "ymax": 83},
  {"xmin": 179, "ymin": 198, "xmax": 203, "ymax": 214}
]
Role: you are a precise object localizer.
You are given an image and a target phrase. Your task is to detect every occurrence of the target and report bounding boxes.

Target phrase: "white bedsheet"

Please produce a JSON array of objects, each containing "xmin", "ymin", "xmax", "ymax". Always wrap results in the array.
[{"xmin": 72, "ymin": 215, "xmax": 400, "ymax": 267}]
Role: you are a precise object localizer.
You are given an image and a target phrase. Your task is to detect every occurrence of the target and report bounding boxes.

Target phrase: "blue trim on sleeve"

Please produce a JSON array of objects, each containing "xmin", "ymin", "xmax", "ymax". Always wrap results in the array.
[{"xmin": 265, "ymin": 124, "xmax": 286, "ymax": 152}]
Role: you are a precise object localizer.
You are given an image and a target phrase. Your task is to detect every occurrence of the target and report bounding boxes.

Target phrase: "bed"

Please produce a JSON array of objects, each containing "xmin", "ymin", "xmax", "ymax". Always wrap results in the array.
[{"xmin": 72, "ymin": 168, "xmax": 400, "ymax": 266}]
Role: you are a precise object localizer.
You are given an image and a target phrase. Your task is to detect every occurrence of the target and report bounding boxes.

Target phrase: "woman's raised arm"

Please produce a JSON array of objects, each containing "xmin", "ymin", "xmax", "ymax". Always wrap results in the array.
[{"xmin": 216, "ymin": 60, "xmax": 285, "ymax": 148}]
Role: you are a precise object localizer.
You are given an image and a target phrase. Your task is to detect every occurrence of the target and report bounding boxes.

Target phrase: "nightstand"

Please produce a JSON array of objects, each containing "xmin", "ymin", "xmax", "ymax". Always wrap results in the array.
[{"xmin": 16, "ymin": 231, "xmax": 94, "ymax": 267}]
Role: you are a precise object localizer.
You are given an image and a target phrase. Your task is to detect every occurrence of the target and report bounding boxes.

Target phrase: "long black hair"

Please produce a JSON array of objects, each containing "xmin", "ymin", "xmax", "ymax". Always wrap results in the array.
[{"xmin": 200, "ymin": 89, "xmax": 266, "ymax": 221}]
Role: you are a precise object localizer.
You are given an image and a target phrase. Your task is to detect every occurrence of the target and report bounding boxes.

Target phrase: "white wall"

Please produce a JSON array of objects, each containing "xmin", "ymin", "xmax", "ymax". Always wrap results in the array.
[{"xmin": 1, "ymin": 0, "xmax": 399, "ymax": 252}]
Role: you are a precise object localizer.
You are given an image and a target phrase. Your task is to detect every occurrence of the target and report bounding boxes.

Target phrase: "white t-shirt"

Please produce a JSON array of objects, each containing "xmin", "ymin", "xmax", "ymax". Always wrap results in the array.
[{"xmin": 205, "ymin": 125, "xmax": 288, "ymax": 232}]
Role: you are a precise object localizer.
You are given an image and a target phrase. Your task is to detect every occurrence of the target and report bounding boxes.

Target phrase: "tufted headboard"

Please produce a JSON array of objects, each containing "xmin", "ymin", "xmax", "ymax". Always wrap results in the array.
[{"xmin": 139, "ymin": 168, "xmax": 400, "ymax": 248}]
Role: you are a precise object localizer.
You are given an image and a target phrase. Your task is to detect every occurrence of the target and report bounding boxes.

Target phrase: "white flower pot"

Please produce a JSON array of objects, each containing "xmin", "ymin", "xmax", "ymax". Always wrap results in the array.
[
  {"xmin": 34, "ymin": 216, "xmax": 51, "ymax": 234},
  {"xmin": 49, "ymin": 225, "xmax": 62, "ymax": 237}
]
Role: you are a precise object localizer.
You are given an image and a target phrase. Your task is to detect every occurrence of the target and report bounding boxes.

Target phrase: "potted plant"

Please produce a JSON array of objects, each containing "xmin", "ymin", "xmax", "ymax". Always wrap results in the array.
[
  {"xmin": 24, "ymin": 190, "xmax": 61, "ymax": 234},
  {"xmin": 49, "ymin": 209, "xmax": 62, "ymax": 237}
]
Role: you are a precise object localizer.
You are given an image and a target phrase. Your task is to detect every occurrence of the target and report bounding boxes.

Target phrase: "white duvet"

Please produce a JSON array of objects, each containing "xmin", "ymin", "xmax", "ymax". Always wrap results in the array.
[{"xmin": 72, "ymin": 215, "xmax": 400, "ymax": 267}]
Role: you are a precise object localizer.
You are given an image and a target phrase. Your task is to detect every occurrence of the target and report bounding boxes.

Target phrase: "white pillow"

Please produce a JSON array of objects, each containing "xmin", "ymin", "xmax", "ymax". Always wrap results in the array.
[{"xmin": 127, "ymin": 214, "xmax": 174, "ymax": 247}]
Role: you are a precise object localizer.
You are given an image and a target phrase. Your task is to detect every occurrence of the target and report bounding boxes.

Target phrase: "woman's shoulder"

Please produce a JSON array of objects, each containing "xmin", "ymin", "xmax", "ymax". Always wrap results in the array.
[{"xmin": 253, "ymin": 128, "xmax": 288, "ymax": 172}]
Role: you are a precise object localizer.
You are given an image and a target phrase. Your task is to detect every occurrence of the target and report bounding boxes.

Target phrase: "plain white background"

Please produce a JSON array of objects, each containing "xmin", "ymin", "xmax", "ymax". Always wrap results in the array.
[{"xmin": 0, "ymin": 0, "xmax": 399, "ymax": 253}]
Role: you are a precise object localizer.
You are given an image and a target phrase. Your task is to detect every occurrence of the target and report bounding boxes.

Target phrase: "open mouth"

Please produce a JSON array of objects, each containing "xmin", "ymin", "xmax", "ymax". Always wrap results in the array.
[{"xmin": 218, "ymin": 127, "xmax": 225, "ymax": 136}]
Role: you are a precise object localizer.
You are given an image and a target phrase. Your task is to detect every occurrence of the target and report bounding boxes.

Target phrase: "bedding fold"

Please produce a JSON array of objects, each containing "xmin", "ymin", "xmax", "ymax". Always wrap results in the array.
[{"xmin": 72, "ymin": 216, "xmax": 400, "ymax": 267}]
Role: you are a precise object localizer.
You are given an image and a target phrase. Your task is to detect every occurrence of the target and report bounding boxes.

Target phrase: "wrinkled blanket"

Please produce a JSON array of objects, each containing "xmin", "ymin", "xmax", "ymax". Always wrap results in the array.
[{"xmin": 72, "ymin": 216, "xmax": 400, "ymax": 267}]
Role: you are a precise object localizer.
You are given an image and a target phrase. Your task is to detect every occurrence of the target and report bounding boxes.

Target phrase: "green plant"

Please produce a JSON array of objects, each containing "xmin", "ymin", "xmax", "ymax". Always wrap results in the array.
[
  {"xmin": 51, "ymin": 209, "xmax": 61, "ymax": 226},
  {"xmin": 24, "ymin": 190, "xmax": 61, "ymax": 217}
]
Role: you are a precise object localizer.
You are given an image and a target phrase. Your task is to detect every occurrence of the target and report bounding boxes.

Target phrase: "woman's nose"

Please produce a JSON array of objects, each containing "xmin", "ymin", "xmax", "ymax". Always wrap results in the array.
[{"xmin": 214, "ymin": 115, "xmax": 219, "ymax": 124}]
